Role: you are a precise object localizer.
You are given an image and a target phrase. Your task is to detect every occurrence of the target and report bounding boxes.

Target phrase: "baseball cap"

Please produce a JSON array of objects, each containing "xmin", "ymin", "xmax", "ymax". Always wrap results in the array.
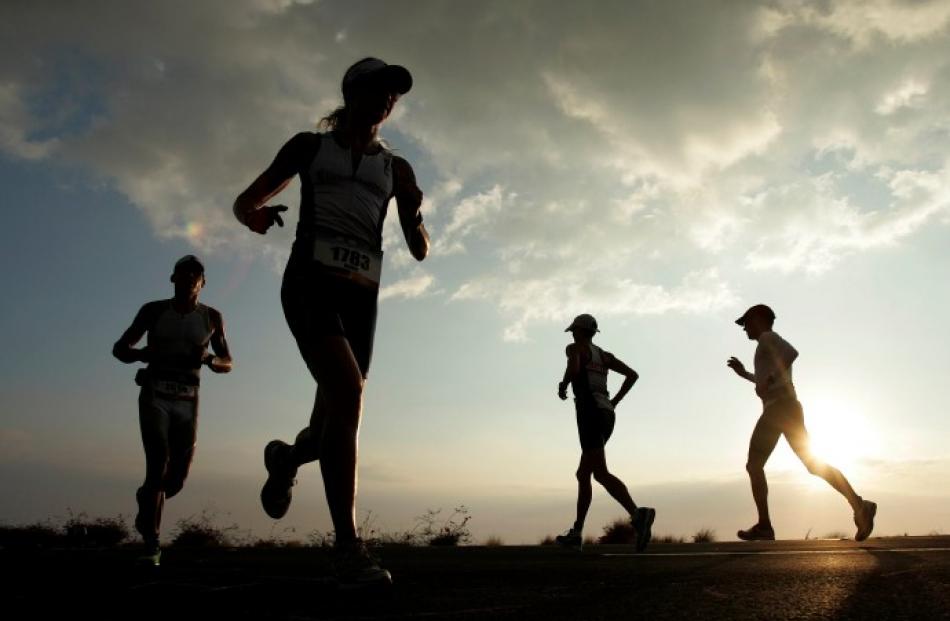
[
  {"xmin": 565, "ymin": 313, "xmax": 599, "ymax": 333},
  {"xmin": 342, "ymin": 57, "xmax": 413, "ymax": 99},
  {"xmin": 174, "ymin": 254, "xmax": 205, "ymax": 273},
  {"xmin": 735, "ymin": 304, "xmax": 775, "ymax": 326}
]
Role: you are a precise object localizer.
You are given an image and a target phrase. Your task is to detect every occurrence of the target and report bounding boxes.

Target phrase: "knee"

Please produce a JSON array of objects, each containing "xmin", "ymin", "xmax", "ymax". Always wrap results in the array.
[
  {"xmin": 745, "ymin": 460, "xmax": 764, "ymax": 476},
  {"xmin": 575, "ymin": 468, "xmax": 591, "ymax": 482},
  {"xmin": 802, "ymin": 458, "xmax": 824, "ymax": 476},
  {"xmin": 592, "ymin": 467, "xmax": 611, "ymax": 485},
  {"xmin": 328, "ymin": 381, "xmax": 364, "ymax": 423}
]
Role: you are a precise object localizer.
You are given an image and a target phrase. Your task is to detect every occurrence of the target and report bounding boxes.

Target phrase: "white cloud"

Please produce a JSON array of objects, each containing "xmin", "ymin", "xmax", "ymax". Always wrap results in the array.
[
  {"xmin": 2, "ymin": 0, "xmax": 949, "ymax": 338},
  {"xmin": 379, "ymin": 271, "xmax": 434, "ymax": 302}
]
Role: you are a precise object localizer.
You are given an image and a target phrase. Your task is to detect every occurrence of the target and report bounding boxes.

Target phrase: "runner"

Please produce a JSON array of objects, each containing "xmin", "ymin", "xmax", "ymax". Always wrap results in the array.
[
  {"xmin": 555, "ymin": 314, "xmax": 655, "ymax": 551},
  {"xmin": 233, "ymin": 57, "xmax": 428, "ymax": 586},
  {"xmin": 727, "ymin": 304, "xmax": 877, "ymax": 541},
  {"xmin": 112, "ymin": 255, "xmax": 232, "ymax": 566}
]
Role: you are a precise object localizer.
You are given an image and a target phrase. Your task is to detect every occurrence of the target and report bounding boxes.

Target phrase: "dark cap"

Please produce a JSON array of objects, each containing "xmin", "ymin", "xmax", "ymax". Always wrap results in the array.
[
  {"xmin": 735, "ymin": 304, "xmax": 775, "ymax": 326},
  {"xmin": 565, "ymin": 313, "xmax": 599, "ymax": 333},
  {"xmin": 342, "ymin": 57, "xmax": 413, "ymax": 99},
  {"xmin": 174, "ymin": 254, "xmax": 204, "ymax": 273}
]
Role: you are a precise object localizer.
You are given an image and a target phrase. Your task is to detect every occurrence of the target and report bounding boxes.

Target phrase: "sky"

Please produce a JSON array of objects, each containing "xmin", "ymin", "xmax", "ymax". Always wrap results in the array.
[{"xmin": 1, "ymin": 0, "xmax": 950, "ymax": 544}]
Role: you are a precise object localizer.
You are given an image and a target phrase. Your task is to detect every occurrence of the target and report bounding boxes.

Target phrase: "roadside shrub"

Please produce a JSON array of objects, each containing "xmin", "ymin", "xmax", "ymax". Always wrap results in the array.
[
  {"xmin": 391, "ymin": 506, "xmax": 472, "ymax": 546},
  {"xmin": 0, "ymin": 522, "xmax": 62, "ymax": 549},
  {"xmin": 692, "ymin": 528, "xmax": 716, "ymax": 543},
  {"xmin": 483, "ymin": 535, "xmax": 504, "ymax": 547},
  {"xmin": 63, "ymin": 512, "xmax": 129, "ymax": 547},
  {"xmin": 539, "ymin": 534, "xmax": 556, "ymax": 545},
  {"xmin": 170, "ymin": 510, "xmax": 245, "ymax": 548},
  {"xmin": 599, "ymin": 517, "xmax": 636, "ymax": 544}
]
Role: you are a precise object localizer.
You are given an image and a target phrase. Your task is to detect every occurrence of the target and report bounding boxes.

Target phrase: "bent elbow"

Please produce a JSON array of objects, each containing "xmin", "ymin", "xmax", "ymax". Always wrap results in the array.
[{"xmin": 232, "ymin": 195, "xmax": 252, "ymax": 225}]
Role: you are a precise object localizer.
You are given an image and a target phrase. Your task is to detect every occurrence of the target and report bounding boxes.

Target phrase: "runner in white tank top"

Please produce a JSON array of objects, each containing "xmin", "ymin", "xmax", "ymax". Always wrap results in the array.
[
  {"xmin": 112, "ymin": 255, "xmax": 232, "ymax": 565},
  {"xmin": 233, "ymin": 57, "xmax": 428, "ymax": 587},
  {"xmin": 728, "ymin": 304, "xmax": 876, "ymax": 542},
  {"xmin": 555, "ymin": 314, "xmax": 656, "ymax": 552}
]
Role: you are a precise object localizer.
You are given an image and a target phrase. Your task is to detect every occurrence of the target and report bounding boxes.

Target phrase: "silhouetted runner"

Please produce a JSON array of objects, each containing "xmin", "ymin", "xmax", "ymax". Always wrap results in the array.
[
  {"xmin": 233, "ymin": 58, "xmax": 428, "ymax": 587},
  {"xmin": 728, "ymin": 304, "xmax": 876, "ymax": 542},
  {"xmin": 112, "ymin": 255, "xmax": 232, "ymax": 566},
  {"xmin": 555, "ymin": 314, "xmax": 655, "ymax": 551}
]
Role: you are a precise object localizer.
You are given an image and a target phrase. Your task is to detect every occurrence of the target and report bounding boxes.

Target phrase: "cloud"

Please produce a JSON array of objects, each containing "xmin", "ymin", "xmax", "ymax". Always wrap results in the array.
[
  {"xmin": 454, "ymin": 268, "xmax": 736, "ymax": 342},
  {"xmin": 379, "ymin": 270, "xmax": 434, "ymax": 302},
  {"xmin": 2, "ymin": 0, "xmax": 949, "ymax": 338}
]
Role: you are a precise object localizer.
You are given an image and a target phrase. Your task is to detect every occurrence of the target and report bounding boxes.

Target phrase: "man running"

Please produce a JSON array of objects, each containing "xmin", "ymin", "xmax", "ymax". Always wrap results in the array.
[
  {"xmin": 233, "ymin": 57, "xmax": 428, "ymax": 586},
  {"xmin": 555, "ymin": 314, "xmax": 655, "ymax": 551},
  {"xmin": 112, "ymin": 255, "xmax": 232, "ymax": 565},
  {"xmin": 728, "ymin": 304, "xmax": 876, "ymax": 541}
]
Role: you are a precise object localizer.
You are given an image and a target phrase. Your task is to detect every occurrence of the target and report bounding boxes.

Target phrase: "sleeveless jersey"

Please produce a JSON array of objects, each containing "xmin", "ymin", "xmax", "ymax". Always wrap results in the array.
[
  {"xmin": 143, "ymin": 301, "xmax": 213, "ymax": 385},
  {"xmin": 295, "ymin": 132, "xmax": 394, "ymax": 251},
  {"xmin": 572, "ymin": 344, "xmax": 614, "ymax": 412}
]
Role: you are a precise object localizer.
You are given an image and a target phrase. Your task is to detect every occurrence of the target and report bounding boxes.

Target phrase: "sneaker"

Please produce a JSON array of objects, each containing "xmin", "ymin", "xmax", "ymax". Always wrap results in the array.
[
  {"xmin": 633, "ymin": 507, "xmax": 656, "ymax": 552},
  {"xmin": 332, "ymin": 539, "xmax": 392, "ymax": 587},
  {"xmin": 261, "ymin": 440, "xmax": 297, "ymax": 519},
  {"xmin": 554, "ymin": 528, "xmax": 583, "ymax": 549},
  {"xmin": 854, "ymin": 500, "xmax": 877, "ymax": 542},
  {"xmin": 136, "ymin": 542, "xmax": 161, "ymax": 567},
  {"xmin": 737, "ymin": 523, "xmax": 775, "ymax": 541}
]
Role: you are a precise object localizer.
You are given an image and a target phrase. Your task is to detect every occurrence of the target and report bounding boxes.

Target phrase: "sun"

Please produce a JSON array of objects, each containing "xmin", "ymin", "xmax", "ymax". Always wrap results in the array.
[
  {"xmin": 802, "ymin": 395, "xmax": 879, "ymax": 481},
  {"xmin": 769, "ymin": 394, "xmax": 879, "ymax": 480}
]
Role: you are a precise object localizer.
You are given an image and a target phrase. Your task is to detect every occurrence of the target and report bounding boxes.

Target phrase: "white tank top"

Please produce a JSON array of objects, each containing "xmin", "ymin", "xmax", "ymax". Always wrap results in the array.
[
  {"xmin": 574, "ymin": 344, "xmax": 614, "ymax": 411},
  {"xmin": 300, "ymin": 132, "xmax": 394, "ymax": 251}
]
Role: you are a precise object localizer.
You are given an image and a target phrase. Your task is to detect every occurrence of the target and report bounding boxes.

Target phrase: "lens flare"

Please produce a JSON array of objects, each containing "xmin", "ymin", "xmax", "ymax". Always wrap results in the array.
[{"xmin": 185, "ymin": 221, "xmax": 204, "ymax": 242}]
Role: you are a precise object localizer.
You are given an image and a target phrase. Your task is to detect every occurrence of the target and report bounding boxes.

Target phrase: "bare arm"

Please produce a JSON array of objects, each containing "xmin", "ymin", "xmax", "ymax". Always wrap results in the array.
[
  {"xmin": 727, "ymin": 357, "xmax": 755, "ymax": 383},
  {"xmin": 202, "ymin": 308, "xmax": 233, "ymax": 374},
  {"xmin": 558, "ymin": 344, "xmax": 580, "ymax": 400},
  {"xmin": 112, "ymin": 305, "xmax": 154, "ymax": 364},
  {"xmin": 606, "ymin": 353, "xmax": 639, "ymax": 408},
  {"xmin": 233, "ymin": 133, "xmax": 312, "ymax": 234},
  {"xmin": 392, "ymin": 156, "xmax": 429, "ymax": 261}
]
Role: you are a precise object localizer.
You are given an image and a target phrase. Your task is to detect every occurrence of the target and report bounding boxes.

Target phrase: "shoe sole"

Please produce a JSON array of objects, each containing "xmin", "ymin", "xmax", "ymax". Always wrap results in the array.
[
  {"xmin": 336, "ymin": 568, "xmax": 394, "ymax": 590},
  {"xmin": 855, "ymin": 501, "xmax": 877, "ymax": 542},
  {"xmin": 636, "ymin": 508, "xmax": 656, "ymax": 552},
  {"xmin": 737, "ymin": 530, "xmax": 775, "ymax": 541},
  {"xmin": 261, "ymin": 440, "xmax": 292, "ymax": 519}
]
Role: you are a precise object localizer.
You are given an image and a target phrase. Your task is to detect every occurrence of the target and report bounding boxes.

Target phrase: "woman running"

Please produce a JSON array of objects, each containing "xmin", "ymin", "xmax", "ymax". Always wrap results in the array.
[{"xmin": 233, "ymin": 57, "xmax": 428, "ymax": 586}]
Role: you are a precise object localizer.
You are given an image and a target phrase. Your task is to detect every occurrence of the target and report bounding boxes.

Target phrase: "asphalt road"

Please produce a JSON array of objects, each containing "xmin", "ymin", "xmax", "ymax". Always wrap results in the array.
[{"xmin": 3, "ymin": 537, "xmax": 949, "ymax": 620}]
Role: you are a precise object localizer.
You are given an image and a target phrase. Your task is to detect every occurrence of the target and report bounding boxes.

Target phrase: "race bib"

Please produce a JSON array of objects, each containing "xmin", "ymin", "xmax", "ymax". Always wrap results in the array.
[{"xmin": 313, "ymin": 237, "xmax": 383, "ymax": 287}]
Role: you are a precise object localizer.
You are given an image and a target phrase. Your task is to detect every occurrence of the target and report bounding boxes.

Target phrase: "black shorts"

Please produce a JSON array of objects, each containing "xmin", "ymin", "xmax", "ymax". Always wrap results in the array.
[
  {"xmin": 281, "ymin": 241, "xmax": 379, "ymax": 377},
  {"xmin": 748, "ymin": 398, "xmax": 810, "ymax": 466},
  {"xmin": 575, "ymin": 399, "xmax": 616, "ymax": 451}
]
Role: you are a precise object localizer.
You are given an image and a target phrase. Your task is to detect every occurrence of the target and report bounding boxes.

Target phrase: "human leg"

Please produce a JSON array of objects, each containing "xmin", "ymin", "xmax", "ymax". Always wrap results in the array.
[
  {"xmin": 137, "ymin": 390, "xmax": 170, "ymax": 546},
  {"xmin": 740, "ymin": 411, "xmax": 782, "ymax": 539},
  {"xmin": 784, "ymin": 403, "xmax": 876, "ymax": 540}
]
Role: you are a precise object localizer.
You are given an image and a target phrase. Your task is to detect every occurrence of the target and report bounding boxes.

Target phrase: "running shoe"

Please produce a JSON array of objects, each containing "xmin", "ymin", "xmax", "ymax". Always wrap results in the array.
[
  {"xmin": 554, "ymin": 528, "xmax": 583, "ymax": 549},
  {"xmin": 854, "ymin": 499, "xmax": 877, "ymax": 542},
  {"xmin": 633, "ymin": 507, "xmax": 656, "ymax": 552},
  {"xmin": 332, "ymin": 539, "xmax": 392, "ymax": 587},
  {"xmin": 136, "ymin": 543, "xmax": 161, "ymax": 567},
  {"xmin": 737, "ymin": 523, "xmax": 775, "ymax": 541},
  {"xmin": 261, "ymin": 440, "xmax": 297, "ymax": 519}
]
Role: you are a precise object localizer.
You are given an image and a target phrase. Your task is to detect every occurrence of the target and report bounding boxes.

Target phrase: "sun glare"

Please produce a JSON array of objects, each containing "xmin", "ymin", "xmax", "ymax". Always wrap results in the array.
[
  {"xmin": 769, "ymin": 395, "xmax": 879, "ymax": 481},
  {"xmin": 805, "ymin": 398, "xmax": 880, "ymax": 476}
]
